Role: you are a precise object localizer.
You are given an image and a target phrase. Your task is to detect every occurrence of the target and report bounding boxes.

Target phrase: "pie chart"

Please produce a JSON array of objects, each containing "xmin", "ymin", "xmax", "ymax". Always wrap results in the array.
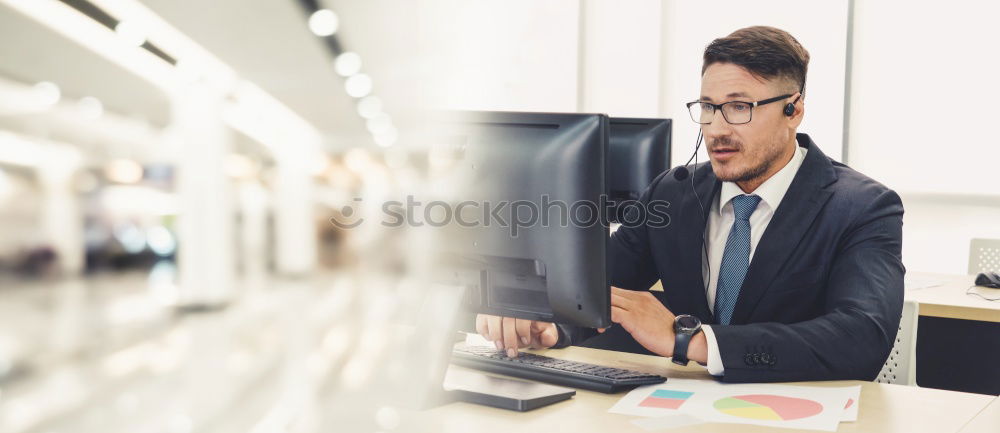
[{"xmin": 713, "ymin": 394, "xmax": 823, "ymax": 421}]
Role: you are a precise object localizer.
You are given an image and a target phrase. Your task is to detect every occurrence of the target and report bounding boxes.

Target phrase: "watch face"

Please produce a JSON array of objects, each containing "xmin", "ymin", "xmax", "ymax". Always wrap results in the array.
[{"xmin": 675, "ymin": 315, "xmax": 701, "ymax": 332}]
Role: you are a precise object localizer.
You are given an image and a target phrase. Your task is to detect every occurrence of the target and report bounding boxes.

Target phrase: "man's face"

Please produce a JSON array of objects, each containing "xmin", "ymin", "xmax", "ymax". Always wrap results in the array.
[{"xmin": 699, "ymin": 63, "xmax": 801, "ymax": 184}]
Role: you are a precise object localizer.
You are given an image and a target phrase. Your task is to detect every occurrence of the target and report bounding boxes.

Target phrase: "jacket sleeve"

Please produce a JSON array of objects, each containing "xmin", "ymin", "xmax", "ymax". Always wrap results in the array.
[
  {"xmin": 710, "ymin": 188, "xmax": 905, "ymax": 382},
  {"xmin": 554, "ymin": 171, "xmax": 667, "ymax": 347}
]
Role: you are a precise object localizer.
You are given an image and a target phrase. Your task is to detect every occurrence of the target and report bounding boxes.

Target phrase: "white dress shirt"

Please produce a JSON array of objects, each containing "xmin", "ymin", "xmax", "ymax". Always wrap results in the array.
[{"xmin": 698, "ymin": 145, "xmax": 807, "ymax": 376}]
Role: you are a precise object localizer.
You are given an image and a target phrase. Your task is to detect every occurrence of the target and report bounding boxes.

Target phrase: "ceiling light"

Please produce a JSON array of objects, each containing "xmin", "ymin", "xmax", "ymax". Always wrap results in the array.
[
  {"xmin": 114, "ymin": 20, "xmax": 147, "ymax": 47},
  {"xmin": 77, "ymin": 96, "xmax": 103, "ymax": 119},
  {"xmin": 366, "ymin": 115, "xmax": 393, "ymax": 135},
  {"xmin": 374, "ymin": 131, "xmax": 397, "ymax": 148},
  {"xmin": 33, "ymin": 81, "xmax": 60, "ymax": 107},
  {"xmin": 334, "ymin": 52, "xmax": 362, "ymax": 77},
  {"xmin": 356, "ymin": 96, "xmax": 383, "ymax": 119},
  {"xmin": 308, "ymin": 9, "xmax": 339, "ymax": 37},
  {"xmin": 373, "ymin": 125, "xmax": 398, "ymax": 148},
  {"xmin": 345, "ymin": 73, "xmax": 372, "ymax": 98}
]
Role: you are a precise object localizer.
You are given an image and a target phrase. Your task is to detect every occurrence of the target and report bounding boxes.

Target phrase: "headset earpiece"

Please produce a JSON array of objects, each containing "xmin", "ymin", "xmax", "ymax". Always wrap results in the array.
[
  {"xmin": 783, "ymin": 103, "xmax": 795, "ymax": 116},
  {"xmin": 784, "ymin": 93, "xmax": 802, "ymax": 116}
]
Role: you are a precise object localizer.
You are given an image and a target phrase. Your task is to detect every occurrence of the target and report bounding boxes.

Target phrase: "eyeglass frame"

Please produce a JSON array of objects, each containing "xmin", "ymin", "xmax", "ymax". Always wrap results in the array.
[{"xmin": 685, "ymin": 93, "xmax": 794, "ymax": 125}]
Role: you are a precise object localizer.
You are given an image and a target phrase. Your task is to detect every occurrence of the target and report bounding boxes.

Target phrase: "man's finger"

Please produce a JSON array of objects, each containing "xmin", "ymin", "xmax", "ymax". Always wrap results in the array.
[
  {"xmin": 611, "ymin": 305, "xmax": 628, "ymax": 324},
  {"xmin": 536, "ymin": 323, "xmax": 559, "ymax": 348},
  {"xmin": 611, "ymin": 292, "xmax": 632, "ymax": 310},
  {"xmin": 502, "ymin": 317, "xmax": 520, "ymax": 357},
  {"xmin": 611, "ymin": 286, "xmax": 638, "ymax": 299},
  {"xmin": 475, "ymin": 314, "xmax": 488, "ymax": 337},
  {"xmin": 514, "ymin": 319, "xmax": 532, "ymax": 346},
  {"xmin": 530, "ymin": 320, "xmax": 549, "ymax": 333},
  {"xmin": 486, "ymin": 315, "xmax": 503, "ymax": 349}
]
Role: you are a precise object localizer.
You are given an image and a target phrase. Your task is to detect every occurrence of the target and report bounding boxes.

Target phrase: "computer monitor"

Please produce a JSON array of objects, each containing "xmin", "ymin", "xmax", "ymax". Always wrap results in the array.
[
  {"xmin": 434, "ymin": 111, "xmax": 611, "ymax": 329},
  {"xmin": 606, "ymin": 117, "xmax": 671, "ymax": 224}
]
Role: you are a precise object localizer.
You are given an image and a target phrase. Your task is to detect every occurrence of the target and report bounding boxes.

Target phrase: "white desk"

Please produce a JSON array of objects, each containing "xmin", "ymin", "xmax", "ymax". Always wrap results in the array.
[
  {"xmin": 905, "ymin": 273, "xmax": 1000, "ymax": 323},
  {"xmin": 959, "ymin": 396, "xmax": 1000, "ymax": 433},
  {"xmin": 409, "ymin": 346, "xmax": 995, "ymax": 433}
]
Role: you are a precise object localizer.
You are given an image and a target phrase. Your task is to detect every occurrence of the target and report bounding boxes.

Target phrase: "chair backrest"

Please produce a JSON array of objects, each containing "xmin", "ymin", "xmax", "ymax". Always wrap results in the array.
[
  {"xmin": 968, "ymin": 238, "xmax": 1000, "ymax": 275},
  {"xmin": 876, "ymin": 300, "xmax": 919, "ymax": 386}
]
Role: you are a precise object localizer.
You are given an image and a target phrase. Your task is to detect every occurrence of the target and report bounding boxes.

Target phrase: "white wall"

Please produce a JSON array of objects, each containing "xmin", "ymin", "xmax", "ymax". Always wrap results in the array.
[
  {"xmin": 849, "ymin": 0, "xmax": 1000, "ymax": 274},
  {"xmin": 416, "ymin": 0, "xmax": 580, "ymax": 112},
  {"xmin": 899, "ymin": 194, "xmax": 1000, "ymax": 274},
  {"xmin": 849, "ymin": 0, "xmax": 1000, "ymax": 196},
  {"xmin": 579, "ymin": 0, "xmax": 662, "ymax": 117}
]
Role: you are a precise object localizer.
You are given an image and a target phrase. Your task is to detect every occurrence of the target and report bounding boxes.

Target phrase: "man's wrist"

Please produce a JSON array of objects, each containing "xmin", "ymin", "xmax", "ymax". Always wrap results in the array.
[{"xmin": 686, "ymin": 332, "xmax": 708, "ymax": 365}]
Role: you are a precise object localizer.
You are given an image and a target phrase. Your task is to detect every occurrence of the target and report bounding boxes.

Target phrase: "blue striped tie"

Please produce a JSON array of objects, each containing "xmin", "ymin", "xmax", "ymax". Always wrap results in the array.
[{"xmin": 714, "ymin": 194, "xmax": 761, "ymax": 325}]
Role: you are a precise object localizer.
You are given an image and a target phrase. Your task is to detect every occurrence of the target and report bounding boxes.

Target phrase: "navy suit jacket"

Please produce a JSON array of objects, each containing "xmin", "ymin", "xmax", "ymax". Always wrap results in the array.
[{"xmin": 558, "ymin": 133, "xmax": 905, "ymax": 383}]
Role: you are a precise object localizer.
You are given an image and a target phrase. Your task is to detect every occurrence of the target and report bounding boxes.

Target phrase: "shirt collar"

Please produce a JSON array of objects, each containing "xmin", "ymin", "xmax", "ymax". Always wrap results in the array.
[{"xmin": 718, "ymin": 145, "xmax": 807, "ymax": 215}]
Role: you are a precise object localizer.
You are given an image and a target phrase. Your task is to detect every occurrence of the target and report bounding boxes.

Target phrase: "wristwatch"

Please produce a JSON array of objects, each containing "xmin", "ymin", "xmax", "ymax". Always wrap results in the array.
[{"xmin": 672, "ymin": 314, "xmax": 703, "ymax": 366}]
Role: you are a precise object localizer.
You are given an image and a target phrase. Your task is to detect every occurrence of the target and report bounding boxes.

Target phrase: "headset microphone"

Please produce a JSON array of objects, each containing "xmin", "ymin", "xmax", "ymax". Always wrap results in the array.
[
  {"xmin": 673, "ymin": 166, "xmax": 689, "ymax": 181},
  {"xmin": 673, "ymin": 129, "xmax": 704, "ymax": 181}
]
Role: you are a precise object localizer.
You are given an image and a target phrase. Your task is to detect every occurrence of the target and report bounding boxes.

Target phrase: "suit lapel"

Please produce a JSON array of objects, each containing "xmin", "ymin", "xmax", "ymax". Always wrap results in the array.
[
  {"xmin": 674, "ymin": 162, "xmax": 720, "ymax": 322},
  {"xmin": 729, "ymin": 134, "xmax": 838, "ymax": 324}
]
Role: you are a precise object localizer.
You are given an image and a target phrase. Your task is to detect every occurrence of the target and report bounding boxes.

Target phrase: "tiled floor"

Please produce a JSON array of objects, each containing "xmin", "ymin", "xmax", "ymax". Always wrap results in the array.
[{"xmin": 0, "ymin": 270, "xmax": 454, "ymax": 433}]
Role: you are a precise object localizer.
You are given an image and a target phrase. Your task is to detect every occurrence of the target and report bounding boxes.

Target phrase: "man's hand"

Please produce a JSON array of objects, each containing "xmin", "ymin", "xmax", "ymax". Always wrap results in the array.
[
  {"xmin": 609, "ymin": 286, "xmax": 709, "ymax": 364},
  {"xmin": 610, "ymin": 286, "xmax": 677, "ymax": 357},
  {"xmin": 476, "ymin": 314, "xmax": 559, "ymax": 358}
]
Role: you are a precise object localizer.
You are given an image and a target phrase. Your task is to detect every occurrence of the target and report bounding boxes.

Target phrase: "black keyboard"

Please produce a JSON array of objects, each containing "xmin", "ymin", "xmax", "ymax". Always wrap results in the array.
[{"xmin": 451, "ymin": 344, "xmax": 666, "ymax": 393}]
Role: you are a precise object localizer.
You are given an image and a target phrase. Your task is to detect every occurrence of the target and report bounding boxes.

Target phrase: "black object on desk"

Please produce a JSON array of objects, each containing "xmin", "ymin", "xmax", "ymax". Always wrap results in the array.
[
  {"xmin": 443, "ymin": 367, "xmax": 576, "ymax": 412},
  {"xmin": 452, "ymin": 344, "xmax": 666, "ymax": 394},
  {"xmin": 974, "ymin": 272, "xmax": 1000, "ymax": 289}
]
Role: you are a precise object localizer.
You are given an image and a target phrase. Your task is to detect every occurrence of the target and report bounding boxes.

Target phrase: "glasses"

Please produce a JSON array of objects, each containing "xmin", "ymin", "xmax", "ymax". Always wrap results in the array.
[{"xmin": 686, "ymin": 94, "xmax": 792, "ymax": 125}]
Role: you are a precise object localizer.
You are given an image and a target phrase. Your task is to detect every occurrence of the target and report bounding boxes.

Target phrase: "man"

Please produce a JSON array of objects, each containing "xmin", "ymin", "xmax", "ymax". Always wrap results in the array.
[{"xmin": 477, "ymin": 26, "xmax": 904, "ymax": 383}]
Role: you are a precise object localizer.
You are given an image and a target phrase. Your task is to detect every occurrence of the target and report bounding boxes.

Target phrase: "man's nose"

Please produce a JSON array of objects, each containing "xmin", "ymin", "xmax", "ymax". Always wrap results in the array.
[{"xmin": 702, "ymin": 109, "xmax": 732, "ymax": 141}]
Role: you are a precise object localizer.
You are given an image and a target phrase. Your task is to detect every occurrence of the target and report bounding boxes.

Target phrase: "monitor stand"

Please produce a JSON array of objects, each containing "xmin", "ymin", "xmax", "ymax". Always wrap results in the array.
[{"xmin": 432, "ymin": 366, "xmax": 576, "ymax": 412}]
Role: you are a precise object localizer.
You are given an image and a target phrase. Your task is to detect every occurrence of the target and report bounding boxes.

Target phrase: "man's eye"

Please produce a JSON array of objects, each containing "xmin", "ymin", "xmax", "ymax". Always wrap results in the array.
[{"xmin": 730, "ymin": 103, "xmax": 750, "ymax": 112}]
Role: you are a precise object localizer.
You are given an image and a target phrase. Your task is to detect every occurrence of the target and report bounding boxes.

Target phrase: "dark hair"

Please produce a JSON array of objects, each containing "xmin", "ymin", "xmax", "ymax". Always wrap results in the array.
[{"xmin": 702, "ymin": 26, "xmax": 810, "ymax": 96}]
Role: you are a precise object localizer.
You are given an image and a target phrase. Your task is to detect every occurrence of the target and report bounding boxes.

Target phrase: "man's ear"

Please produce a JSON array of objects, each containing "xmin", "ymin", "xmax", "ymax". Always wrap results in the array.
[{"xmin": 787, "ymin": 92, "xmax": 804, "ymax": 129}]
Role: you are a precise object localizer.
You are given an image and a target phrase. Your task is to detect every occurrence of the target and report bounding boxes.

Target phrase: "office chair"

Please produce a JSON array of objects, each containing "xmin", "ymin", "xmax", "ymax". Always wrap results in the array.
[
  {"xmin": 968, "ymin": 238, "xmax": 1000, "ymax": 275},
  {"xmin": 876, "ymin": 300, "xmax": 919, "ymax": 386}
]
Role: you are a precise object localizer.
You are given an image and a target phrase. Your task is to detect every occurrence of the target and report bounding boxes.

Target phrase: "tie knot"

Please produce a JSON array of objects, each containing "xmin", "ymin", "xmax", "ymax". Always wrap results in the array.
[{"xmin": 731, "ymin": 194, "xmax": 761, "ymax": 221}]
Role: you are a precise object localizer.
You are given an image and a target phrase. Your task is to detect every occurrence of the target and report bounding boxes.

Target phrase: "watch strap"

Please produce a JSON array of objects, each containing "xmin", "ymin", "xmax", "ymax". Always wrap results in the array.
[{"xmin": 672, "ymin": 331, "xmax": 693, "ymax": 365}]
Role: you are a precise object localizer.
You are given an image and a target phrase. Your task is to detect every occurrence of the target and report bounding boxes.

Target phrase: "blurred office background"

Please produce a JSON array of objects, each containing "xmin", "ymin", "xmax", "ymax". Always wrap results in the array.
[{"xmin": 0, "ymin": 0, "xmax": 998, "ymax": 432}]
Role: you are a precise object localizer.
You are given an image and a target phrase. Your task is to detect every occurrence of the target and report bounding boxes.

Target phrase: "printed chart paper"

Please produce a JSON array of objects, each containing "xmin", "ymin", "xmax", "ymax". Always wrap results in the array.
[
  {"xmin": 610, "ymin": 379, "xmax": 858, "ymax": 432},
  {"xmin": 840, "ymin": 386, "xmax": 862, "ymax": 422}
]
